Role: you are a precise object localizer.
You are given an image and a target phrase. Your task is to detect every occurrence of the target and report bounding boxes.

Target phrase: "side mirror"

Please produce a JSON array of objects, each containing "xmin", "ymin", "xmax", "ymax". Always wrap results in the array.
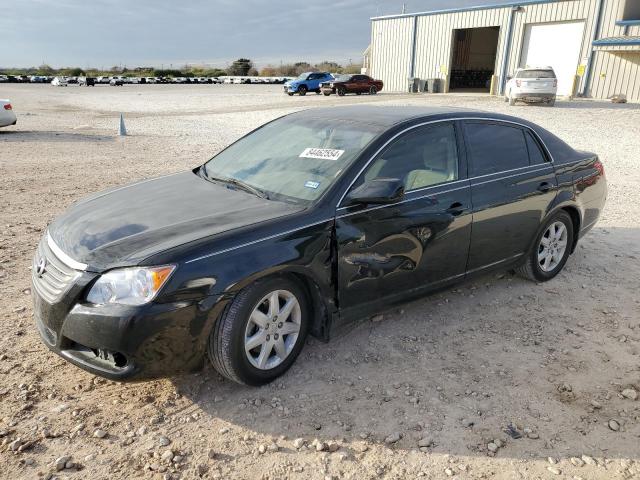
[
  {"xmin": 345, "ymin": 178, "xmax": 404, "ymax": 206},
  {"xmin": 507, "ymin": 75, "xmax": 513, "ymax": 81}
]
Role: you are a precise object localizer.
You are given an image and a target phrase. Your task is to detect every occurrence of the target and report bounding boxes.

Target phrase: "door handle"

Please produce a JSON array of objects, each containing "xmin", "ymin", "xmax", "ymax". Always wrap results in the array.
[
  {"xmin": 538, "ymin": 182, "xmax": 552, "ymax": 192},
  {"xmin": 446, "ymin": 202, "xmax": 465, "ymax": 216}
]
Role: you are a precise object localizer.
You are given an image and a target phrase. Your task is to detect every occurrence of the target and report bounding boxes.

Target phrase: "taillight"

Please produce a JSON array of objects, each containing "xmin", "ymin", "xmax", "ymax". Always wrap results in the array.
[
  {"xmin": 3, "ymin": 103, "xmax": 11, "ymax": 110},
  {"xmin": 594, "ymin": 158, "xmax": 604, "ymax": 176},
  {"xmin": 553, "ymin": 79, "xmax": 557, "ymax": 88},
  {"xmin": 516, "ymin": 80, "xmax": 521, "ymax": 87}
]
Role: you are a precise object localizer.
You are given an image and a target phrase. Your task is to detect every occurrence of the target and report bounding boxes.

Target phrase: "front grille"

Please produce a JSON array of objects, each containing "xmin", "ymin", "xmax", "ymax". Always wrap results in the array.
[{"xmin": 32, "ymin": 236, "xmax": 80, "ymax": 304}]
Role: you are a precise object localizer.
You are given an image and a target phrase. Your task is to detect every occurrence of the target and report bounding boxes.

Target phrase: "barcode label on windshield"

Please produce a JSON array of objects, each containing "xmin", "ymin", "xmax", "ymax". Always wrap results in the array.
[{"xmin": 299, "ymin": 148, "xmax": 345, "ymax": 161}]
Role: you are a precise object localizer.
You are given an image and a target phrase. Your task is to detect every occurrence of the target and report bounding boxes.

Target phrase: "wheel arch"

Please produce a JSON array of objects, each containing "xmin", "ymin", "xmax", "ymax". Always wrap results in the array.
[{"xmin": 560, "ymin": 205, "xmax": 581, "ymax": 253}]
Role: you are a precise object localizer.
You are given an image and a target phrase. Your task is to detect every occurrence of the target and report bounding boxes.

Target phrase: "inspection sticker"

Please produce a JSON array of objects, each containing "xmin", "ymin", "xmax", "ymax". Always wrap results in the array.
[
  {"xmin": 304, "ymin": 180, "xmax": 320, "ymax": 189},
  {"xmin": 299, "ymin": 147, "xmax": 345, "ymax": 161}
]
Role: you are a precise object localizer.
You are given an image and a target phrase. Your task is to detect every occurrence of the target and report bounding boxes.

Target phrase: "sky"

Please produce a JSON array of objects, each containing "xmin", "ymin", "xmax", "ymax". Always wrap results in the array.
[{"xmin": 1, "ymin": 0, "xmax": 515, "ymax": 69}]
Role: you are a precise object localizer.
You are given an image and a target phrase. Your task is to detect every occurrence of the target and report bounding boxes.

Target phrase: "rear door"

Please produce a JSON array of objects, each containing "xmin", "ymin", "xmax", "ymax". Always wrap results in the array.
[{"xmin": 463, "ymin": 120, "xmax": 557, "ymax": 272}]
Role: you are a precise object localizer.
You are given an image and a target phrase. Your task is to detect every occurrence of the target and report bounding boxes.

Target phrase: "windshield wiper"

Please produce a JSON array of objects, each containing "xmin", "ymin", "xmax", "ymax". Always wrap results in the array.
[{"xmin": 200, "ymin": 167, "xmax": 269, "ymax": 199}]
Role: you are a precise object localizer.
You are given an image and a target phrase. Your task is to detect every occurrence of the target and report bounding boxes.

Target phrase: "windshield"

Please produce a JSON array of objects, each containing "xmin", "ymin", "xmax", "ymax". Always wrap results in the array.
[
  {"xmin": 295, "ymin": 73, "xmax": 310, "ymax": 81},
  {"xmin": 202, "ymin": 116, "xmax": 382, "ymax": 203},
  {"xmin": 334, "ymin": 75, "xmax": 352, "ymax": 82},
  {"xmin": 518, "ymin": 69, "xmax": 556, "ymax": 79}
]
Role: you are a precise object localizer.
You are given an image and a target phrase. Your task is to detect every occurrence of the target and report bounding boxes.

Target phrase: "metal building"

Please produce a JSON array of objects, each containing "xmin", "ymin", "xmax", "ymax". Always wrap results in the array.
[{"xmin": 368, "ymin": 0, "xmax": 640, "ymax": 101}]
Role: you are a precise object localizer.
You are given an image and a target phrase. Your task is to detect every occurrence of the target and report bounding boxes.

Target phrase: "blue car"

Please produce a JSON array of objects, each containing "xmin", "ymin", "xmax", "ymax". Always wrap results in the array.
[{"xmin": 284, "ymin": 72, "xmax": 334, "ymax": 96}]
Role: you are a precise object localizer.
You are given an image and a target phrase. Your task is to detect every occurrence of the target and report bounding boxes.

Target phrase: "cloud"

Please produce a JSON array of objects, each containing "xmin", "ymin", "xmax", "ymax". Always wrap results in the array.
[{"xmin": 1, "ymin": 0, "xmax": 514, "ymax": 68}]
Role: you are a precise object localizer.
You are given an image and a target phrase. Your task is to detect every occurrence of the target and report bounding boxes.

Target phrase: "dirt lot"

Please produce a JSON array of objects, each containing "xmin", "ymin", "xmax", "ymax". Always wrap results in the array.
[{"xmin": 1, "ymin": 84, "xmax": 639, "ymax": 480}]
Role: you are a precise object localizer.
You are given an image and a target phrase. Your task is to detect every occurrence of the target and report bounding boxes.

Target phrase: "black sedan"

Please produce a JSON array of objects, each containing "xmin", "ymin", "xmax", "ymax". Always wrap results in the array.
[{"xmin": 32, "ymin": 106, "xmax": 607, "ymax": 385}]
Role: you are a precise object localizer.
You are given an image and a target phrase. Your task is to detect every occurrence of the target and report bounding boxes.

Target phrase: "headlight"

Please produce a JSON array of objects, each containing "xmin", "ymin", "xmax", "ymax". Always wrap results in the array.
[{"xmin": 86, "ymin": 265, "xmax": 176, "ymax": 306}]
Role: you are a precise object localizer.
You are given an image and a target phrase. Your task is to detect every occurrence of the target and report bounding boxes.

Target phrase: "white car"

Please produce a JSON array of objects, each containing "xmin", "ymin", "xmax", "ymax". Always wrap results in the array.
[
  {"xmin": 505, "ymin": 67, "xmax": 557, "ymax": 106},
  {"xmin": 0, "ymin": 99, "xmax": 17, "ymax": 128},
  {"xmin": 51, "ymin": 76, "xmax": 68, "ymax": 87}
]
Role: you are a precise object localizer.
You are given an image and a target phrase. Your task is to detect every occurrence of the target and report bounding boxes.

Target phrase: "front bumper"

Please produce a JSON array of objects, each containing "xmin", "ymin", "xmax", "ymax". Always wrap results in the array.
[{"xmin": 32, "ymin": 273, "xmax": 229, "ymax": 381}]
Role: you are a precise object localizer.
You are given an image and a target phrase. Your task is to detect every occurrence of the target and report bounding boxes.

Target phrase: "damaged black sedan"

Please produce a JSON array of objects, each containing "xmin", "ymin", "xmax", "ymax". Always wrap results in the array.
[{"xmin": 32, "ymin": 106, "xmax": 607, "ymax": 385}]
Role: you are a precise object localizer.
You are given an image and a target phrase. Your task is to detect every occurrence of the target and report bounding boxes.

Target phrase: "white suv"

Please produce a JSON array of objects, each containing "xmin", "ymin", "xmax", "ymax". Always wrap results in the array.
[{"xmin": 505, "ymin": 67, "xmax": 557, "ymax": 106}]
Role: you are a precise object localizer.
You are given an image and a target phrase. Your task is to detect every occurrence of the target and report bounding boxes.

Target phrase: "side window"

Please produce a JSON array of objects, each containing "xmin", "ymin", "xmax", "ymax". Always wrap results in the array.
[
  {"xmin": 465, "ymin": 122, "xmax": 529, "ymax": 176},
  {"xmin": 525, "ymin": 131, "xmax": 547, "ymax": 165},
  {"xmin": 360, "ymin": 123, "xmax": 459, "ymax": 192},
  {"xmin": 308, "ymin": 74, "xmax": 318, "ymax": 80}
]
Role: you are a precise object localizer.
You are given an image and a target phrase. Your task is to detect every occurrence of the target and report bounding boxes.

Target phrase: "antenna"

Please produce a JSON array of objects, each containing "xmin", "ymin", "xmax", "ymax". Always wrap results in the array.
[{"xmin": 402, "ymin": 3, "xmax": 406, "ymax": 14}]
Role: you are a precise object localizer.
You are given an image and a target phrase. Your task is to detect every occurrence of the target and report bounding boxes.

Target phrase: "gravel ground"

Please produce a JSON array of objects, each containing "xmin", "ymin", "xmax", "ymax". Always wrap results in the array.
[{"xmin": 1, "ymin": 84, "xmax": 639, "ymax": 480}]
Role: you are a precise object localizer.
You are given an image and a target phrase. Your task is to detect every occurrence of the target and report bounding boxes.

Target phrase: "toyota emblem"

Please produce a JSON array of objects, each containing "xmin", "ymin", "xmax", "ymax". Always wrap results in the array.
[{"xmin": 36, "ymin": 258, "xmax": 47, "ymax": 277}]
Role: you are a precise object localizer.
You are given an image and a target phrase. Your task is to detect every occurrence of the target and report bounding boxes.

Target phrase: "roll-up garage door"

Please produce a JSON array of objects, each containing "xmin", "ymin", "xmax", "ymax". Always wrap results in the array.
[{"xmin": 520, "ymin": 21, "xmax": 585, "ymax": 96}]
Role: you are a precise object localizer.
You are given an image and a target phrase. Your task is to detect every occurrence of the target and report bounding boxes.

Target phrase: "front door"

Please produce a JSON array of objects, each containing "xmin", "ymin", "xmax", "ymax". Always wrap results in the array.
[
  {"xmin": 462, "ymin": 120, "xmax": 558, "ymax": 271},
  {"xmin": 336, "ymin": 122, "xmax": 472, "ymax": 317}
]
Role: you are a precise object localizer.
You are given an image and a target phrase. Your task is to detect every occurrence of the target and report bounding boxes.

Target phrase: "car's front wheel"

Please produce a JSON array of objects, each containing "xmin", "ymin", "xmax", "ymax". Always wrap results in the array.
[
  {"xmin": 208, "ymin": 277, "xmax": 309, "ymax": 385},
  {"xmin": 516, "ymin": 210, "xmax": 573, "ymax": 282}
]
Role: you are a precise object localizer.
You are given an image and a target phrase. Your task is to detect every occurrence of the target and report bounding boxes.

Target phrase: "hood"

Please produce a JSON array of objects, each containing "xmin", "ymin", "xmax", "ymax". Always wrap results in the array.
[{"xmin": 48, "ymin": 171, "xmax": 302, "ymax": 270}]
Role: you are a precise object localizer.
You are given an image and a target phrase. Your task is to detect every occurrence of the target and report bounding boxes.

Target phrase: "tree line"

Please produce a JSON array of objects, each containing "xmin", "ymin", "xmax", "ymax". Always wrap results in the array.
[{"xmin": 2, "ymin": 58, "xmax": 362, "ymax": 78}]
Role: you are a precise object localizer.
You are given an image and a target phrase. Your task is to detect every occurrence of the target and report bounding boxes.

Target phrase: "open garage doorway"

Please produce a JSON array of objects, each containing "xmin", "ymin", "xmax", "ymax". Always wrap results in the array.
[{"xmin": 449, "ymin": 27, "xmax": 500, "ymax": 92}]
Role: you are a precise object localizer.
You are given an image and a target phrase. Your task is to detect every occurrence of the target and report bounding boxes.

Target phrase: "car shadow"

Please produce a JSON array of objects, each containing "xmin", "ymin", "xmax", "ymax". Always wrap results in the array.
[
  {"xmin": 165, "ymin": 226, "xmax": 640, "ymax": 464},
  {"xmin": 554, "ymin": 100, "xmax": 640, "ymax": 110},
  {"xmin": 0, "ymin": 130, "xmax": 114, "ymax": 142}
]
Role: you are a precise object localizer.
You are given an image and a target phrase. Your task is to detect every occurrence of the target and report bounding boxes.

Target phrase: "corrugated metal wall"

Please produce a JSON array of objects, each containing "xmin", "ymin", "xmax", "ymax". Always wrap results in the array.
[
  {"xmin": 370, "ymin": 0, "xmax": 639, "ymax": 101},
  {"xmin": 370, "ymin": 17, "xmax": 415, "ymax": 92},
  {"xmin": 590, "ymin": 51, "xmax": 640, "ymax": 100}
]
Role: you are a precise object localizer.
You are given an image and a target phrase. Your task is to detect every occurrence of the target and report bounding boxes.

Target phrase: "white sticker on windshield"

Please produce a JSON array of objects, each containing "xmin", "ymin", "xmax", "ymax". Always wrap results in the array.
[
  {"xmin": 299, "ymin": 147, "xmax": 345, "ymax": 161},
  {"xmin": 304, "ymin": 180, "xmax": 320, "ymax": 189}
]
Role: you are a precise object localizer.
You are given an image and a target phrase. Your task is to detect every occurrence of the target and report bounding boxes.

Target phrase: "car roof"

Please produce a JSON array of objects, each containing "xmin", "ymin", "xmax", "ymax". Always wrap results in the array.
[
  {"xmin": 288, "ymin": 105, "xmax": 530, "ymax": 128},
  {"xmin": 286, "ymin": 105, "xmax": 578, "ymax": 163}
]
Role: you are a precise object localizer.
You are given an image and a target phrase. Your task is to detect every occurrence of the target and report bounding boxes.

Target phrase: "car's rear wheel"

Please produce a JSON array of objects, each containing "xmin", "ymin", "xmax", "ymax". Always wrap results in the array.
[
  {"xmin": 337, "ymin": 86, "xmax": 346, "ymax": 96},
  {"xmin": 323, "ymin": 92, "xmax": 331, "ymax": 96},
  {"xmin": 208, "ymin": 277, "xmax": 309, "ymax": 385},
  {"xmin": 516, "ymin": 210, "xmax": 573, "ymax": 282},
  {"xmin": 298, "ymin": 85, "xmax": 307, "ymax": 96},
  {"xmin": 369, "ymin": 86, "xmax": 377, "ymax": 95}
]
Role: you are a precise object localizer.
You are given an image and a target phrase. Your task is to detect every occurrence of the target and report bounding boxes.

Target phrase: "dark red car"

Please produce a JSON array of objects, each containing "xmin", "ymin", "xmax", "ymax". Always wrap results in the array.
[{"xmin": 320, "ymin": 74, "xmax": 384, "ymax": 96}]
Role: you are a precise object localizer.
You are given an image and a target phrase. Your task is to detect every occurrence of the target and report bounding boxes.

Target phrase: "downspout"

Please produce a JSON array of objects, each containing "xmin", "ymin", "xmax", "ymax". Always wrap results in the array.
[
  {"xmin": 581, "ymin": 0, "xmax": 605, "ymax": 97},
  {"xmin": 499, "ymin": 6, "xmax": 518, "ymax": 96},
  {"xmin": 409, "ymin": 15, "xmax": 418, "ymax": 78}
]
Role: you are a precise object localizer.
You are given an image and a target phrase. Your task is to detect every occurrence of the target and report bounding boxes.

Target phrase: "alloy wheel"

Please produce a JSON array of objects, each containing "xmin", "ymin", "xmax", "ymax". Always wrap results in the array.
[
  {"xmin": 244, "ymin": 290, "xmax": 301, "ymax": 370},
  {"xmin": 538, "ymin": 221, "xmax": 568, "ymax": 272}
]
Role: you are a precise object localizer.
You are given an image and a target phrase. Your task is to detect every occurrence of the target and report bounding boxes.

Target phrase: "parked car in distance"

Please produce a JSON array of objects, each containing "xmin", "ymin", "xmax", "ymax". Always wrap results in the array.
[
  {"xmin": 109, "ymin": 78, "xmax": 124, "ymax": 86},
  {"xmin": 505, "ymin": 67, "xmax": 557, "ymax": 106},
  {"xmin": 0, "ymin": 75, "xmax": 8, "ymax": 83},
  {"xmin": 321, "ymin": 74, "xmax": 383, "ymax": 96},
  {"xmin": 51, "ymin": 77, "xmax": 68, "ymax": 87},
  {"xmin": 0, "ymin": 99, "xmax": 17, "ymax": 127},
  {"xmin": 32, "ymin": 106, "xmax": 607, "ymax": 386},
  {"xmin": 284, "ymin": 72, "xmax": 333, "ymax": 96},
  {"xmin": 78, "ymin": 77, "xmax": 96, "ymax": 86}
]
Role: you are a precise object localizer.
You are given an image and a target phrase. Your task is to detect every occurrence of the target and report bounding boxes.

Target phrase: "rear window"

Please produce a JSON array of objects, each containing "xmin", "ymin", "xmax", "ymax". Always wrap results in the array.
[
  {"xmin": 518, "ymin": 70, "xmax": 556, "ymax": 79},
  {"xmin": 465, "ymin": 122, "xmax": 529, "ymax": 176}
]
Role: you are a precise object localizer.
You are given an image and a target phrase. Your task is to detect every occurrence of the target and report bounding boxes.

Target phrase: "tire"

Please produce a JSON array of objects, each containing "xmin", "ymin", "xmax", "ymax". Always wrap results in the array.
[
  {"xmin": 208, "ymin": 276, "xmax": 309, "ymax": 386},
  {"xmin": 298, "ymin": 85, "xmax": 307, "ymax": 96},
  {"xmin": 287, "ymin": 93, "xmax": 294, "ymax": 96},
  {"xmin": 516, "ymin": 210, "xmax": 574, "ymax": 282},
  {"xmin": 369, "ymin": 86, "xmax": 377, "ymax": 95},
  {"xmin": 315, "ymin": 89, "xmax": 321, "ymax": 95},
  {"xmin": 337, "ymin": 86, "xmax": 346, "ymax": 96},
  {"xmin": 547, "ymin": 98, "xmax": 556, "ymax": 107},
  {"xmin": 323, "ymin": 92, "xmax": 331, "ymax": 96}
]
